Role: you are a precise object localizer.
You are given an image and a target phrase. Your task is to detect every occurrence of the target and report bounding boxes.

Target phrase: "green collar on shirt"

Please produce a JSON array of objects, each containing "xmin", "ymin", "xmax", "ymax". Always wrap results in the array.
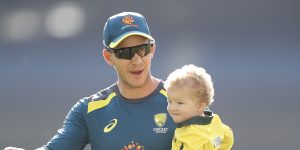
[{"xmin": 177, "ymin": 110, "xmax": 213, "ymax": 128}]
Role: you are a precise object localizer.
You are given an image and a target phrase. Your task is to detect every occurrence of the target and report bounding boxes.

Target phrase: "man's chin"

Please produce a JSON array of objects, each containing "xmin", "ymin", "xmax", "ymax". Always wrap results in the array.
[{"xmin": 128, "ymin": 77, "xmax": 148, "ymax": 88}]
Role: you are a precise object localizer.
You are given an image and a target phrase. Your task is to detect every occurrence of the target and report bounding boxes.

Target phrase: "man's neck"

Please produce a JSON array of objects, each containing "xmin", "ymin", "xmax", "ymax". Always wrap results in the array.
[{"xmin": 118, "ymin": 76, "xmax": 160, "ymax": 99}]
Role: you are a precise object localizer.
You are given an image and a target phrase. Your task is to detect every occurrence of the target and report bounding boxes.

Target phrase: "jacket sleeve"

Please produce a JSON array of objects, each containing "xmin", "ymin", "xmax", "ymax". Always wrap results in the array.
[
  {"xmin": 44, "ymin": 100, "xmax": 89, "ymax": 150},
  {"xmin": 220, "ymin": 124, "xmax": 234, "ymax": 150}
]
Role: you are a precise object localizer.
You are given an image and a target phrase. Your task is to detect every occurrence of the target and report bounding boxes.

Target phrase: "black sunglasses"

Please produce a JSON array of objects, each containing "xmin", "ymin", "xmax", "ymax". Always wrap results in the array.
[{"xmin": 106, "ymin": 41, "xmax": 154, "ymax": 60}]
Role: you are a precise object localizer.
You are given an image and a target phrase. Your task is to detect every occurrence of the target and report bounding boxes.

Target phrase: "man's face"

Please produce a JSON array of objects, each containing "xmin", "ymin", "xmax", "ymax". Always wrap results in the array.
[{"xmin": 110, "ymin": 35, "xmax": 155, "ymax": 89}]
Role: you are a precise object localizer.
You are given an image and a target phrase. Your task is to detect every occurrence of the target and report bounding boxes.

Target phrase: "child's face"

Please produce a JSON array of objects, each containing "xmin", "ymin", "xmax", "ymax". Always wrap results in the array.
[{"xmin": 167, "ymin": 87, "xmax": 204, "ymax": 124}]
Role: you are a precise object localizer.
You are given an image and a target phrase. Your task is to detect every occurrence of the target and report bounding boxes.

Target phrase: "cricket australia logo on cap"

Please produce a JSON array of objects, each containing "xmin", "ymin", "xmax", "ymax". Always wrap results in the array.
[
  {"xmin": 122, "ymin": 15, "xmax": 138, "ymax": 27},
  {"xmin": 153, "ymin": 113, "xmax": 168, "ymax": 133}
]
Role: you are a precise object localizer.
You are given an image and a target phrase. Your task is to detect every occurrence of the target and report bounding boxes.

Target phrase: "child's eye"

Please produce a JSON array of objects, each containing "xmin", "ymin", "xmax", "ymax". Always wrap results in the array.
[{"xmin": 177, "ymin": 101, "xmax": 184, "ymax": 105}]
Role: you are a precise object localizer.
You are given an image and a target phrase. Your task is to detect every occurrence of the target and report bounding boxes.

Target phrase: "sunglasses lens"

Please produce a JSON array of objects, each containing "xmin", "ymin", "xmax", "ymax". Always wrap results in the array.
[
  {"xmin": 115, "ymin": 48, "xmax": 131, "ymax": 59},
  {"xmin": 114, "ymin": 44, "xmax": 151, "ymax": 59},
  {"xmin": 133, "ymin": 45, "xmax": 150, "ymax": 57}
]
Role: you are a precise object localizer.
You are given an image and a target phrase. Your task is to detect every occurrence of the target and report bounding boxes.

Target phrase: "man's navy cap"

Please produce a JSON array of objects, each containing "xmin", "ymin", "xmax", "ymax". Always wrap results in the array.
[{"xmin": 103, "ymin": 12, "xmax": 154, "ymax": 48}]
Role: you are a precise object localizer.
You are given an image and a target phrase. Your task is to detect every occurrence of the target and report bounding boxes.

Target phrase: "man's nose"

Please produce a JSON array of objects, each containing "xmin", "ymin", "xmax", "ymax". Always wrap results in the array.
[{"xmin": 130, "ymin": 53, "xmax": 143, "ymax": 64}]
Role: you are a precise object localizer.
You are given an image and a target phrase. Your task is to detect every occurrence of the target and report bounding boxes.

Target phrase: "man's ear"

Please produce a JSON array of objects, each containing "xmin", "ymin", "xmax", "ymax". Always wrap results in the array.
[
  {"xmin": 102, "ymin": 49, "xmax": 113, "ymax": 65},
  {"xmin": 150, "ymin": 43, "xmax": 156, "ymax": 58}
]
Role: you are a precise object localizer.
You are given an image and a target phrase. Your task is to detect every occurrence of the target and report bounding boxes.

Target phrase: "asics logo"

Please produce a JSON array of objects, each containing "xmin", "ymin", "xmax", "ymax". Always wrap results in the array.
[{"xmin": 103, "ymin": 119, "xmax": 118, "ymax": 133}]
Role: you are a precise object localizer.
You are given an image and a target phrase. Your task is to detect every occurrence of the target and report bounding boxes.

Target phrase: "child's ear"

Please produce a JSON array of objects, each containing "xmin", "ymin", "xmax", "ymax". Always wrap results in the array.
[
  {"xmin": 103, "ymin": 49, "xmax": 113, "ymax": 65},
  {"xmin": 198, "ymin": 102, "xmax": 207, "ymax": 112}
]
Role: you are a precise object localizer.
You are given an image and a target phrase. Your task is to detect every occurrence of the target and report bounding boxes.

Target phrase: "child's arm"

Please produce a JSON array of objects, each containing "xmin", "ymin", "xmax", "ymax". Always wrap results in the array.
[{"xmin": 220, "ymin": 124, "xmax": 234, "ymax": 150}]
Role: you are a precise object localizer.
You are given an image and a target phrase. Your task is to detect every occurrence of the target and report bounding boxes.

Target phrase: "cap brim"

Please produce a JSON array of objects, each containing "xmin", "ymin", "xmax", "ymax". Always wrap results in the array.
[{"xmin": 109, "ymin": 31, "xmax": 154, "ymax": 48}]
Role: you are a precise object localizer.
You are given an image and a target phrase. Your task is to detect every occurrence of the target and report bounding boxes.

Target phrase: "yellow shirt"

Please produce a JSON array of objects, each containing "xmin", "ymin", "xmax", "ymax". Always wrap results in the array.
[{"xmin": 172, "ymin": 113, "xmax": 234, "ymax": 150}]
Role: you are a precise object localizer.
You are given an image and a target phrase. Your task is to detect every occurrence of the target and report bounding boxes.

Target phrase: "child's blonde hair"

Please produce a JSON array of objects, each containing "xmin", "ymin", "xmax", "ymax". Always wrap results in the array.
[{"xmin": 164, "ymin": 64, "xmax": 214, "ymax": 107}]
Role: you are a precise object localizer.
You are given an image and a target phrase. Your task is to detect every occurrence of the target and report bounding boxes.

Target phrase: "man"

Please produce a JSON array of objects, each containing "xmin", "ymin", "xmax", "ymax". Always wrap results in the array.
[{"xmin": 5, "ymin": 12, "xmax": 175, "ymax": 150}]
